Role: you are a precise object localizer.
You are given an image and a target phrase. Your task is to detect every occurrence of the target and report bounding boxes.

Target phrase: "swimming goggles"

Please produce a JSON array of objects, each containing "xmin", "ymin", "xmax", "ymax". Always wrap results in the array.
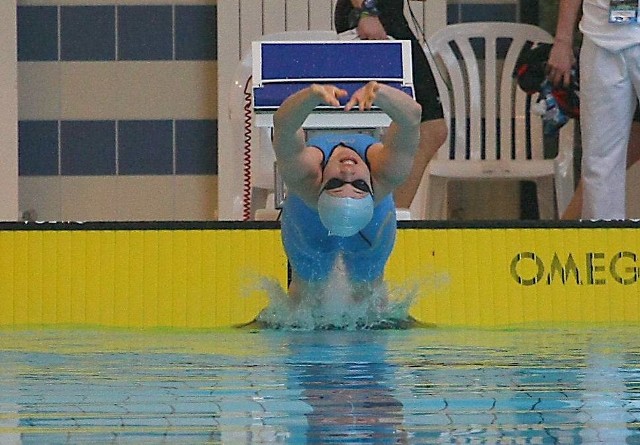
[{"xmin": 322, "ymin": 178, "xmax": 373, "ymax": 195}]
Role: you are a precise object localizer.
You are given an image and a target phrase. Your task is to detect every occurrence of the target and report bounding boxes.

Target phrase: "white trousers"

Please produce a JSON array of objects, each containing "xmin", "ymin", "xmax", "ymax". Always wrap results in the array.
[{"xmin": 580, "ymin": 37, "xmax": 640, "ymax": 220}]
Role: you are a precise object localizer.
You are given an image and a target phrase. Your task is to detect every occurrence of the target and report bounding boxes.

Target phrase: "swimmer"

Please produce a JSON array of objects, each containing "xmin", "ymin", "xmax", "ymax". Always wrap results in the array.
[{"xmin": 271, "ymin": 81, "xmax": 421, "ymax": 311}]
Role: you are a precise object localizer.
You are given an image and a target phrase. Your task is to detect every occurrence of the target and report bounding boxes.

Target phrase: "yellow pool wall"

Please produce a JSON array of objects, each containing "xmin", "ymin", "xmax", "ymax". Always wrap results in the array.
[{"xmin": 0, "ymin": 222, "xmax": 639, "ymax": 328}]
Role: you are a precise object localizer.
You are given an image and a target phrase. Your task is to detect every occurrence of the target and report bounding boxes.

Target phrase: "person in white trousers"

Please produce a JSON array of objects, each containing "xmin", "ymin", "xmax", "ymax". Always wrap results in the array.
[{"xmin": 547, "ymin": 0, "xmax": 640, "ymax": 220}]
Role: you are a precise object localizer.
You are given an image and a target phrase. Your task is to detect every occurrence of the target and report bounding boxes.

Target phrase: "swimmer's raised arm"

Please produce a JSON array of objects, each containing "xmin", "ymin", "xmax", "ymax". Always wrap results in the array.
[
  {"xmin": 272, "ymin": 84, "xmax": 348, "ymax": 192},
  {"xmin": 273, "ymin": 84, "xmax": 348, "ymax": 160},
  {"xmin": 350, "ymin": 82, "xmax": 421, "ymax": 191}
]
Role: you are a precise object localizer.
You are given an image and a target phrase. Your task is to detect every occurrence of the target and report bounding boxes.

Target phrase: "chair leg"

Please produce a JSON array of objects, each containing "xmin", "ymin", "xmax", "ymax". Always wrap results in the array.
[
  {"xmin": 535, "ymin": 177, "xmax": 556, "ymax": 220},
  {"xmin": 408, "ymin": 170, "xmax": 429, "ymax": 219},
  {"xmin": 554, "ymin": 173, "xmax": 574, "ymax": 219},
  {"xmin": 426, "ymin": 176, "xmax": 449, "ymax": 220}
]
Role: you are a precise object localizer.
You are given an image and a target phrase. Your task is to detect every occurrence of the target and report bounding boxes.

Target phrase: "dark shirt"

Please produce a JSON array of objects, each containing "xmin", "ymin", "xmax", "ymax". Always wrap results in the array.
[
  {"xmin": 334, "ymin": 0, "xmax": 445, "ymax": 122},
  {"xmin": 334, "ymin": 0, "xmax": 416, "ymax": 41}
]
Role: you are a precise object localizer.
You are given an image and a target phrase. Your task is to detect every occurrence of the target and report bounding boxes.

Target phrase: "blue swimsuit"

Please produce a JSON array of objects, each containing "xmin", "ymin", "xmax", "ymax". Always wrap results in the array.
[{"xmin": 281, "ymin": 133, "xmax": 396, "ymax": 282}]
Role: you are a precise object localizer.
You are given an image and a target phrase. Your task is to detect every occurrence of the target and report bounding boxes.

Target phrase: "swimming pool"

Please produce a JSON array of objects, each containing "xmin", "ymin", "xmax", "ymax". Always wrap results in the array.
[{"xmin": 0, "ymin": 326, "xmax": 638, "ymax": 444}]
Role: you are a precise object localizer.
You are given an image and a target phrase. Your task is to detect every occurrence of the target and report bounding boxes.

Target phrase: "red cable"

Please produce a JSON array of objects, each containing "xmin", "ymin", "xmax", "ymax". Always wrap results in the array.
[{"xmin": 241, "ymin": 76, "xmax": 253, "ymax": 221}]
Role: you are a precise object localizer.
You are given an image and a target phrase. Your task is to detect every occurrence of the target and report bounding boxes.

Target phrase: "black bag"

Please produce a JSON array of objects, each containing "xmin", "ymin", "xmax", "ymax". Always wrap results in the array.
[{"xmin": 514, "ymin": 42, "xmax": 580, "ymax": 119}]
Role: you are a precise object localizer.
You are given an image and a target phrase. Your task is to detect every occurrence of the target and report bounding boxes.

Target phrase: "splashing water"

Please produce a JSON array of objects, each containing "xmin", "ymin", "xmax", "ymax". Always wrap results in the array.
[{"xmin": 248, "ymin": 259, "xmax": 448, "ymax": 331}]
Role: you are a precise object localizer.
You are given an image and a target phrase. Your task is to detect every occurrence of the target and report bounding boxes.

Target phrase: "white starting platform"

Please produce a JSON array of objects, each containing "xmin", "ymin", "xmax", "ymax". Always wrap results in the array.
[{"xmin": 252, "ymin": 39, "xmax": 415, "ymax": 129}]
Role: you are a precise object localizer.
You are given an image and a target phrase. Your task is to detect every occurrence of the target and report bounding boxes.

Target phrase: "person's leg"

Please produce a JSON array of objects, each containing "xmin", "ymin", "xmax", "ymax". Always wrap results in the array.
[
  {"xmin": 560, "ymin": 180, "xmax": 583, "ymax": 220},
  {"xmin": 394, "ymin": 39, "xmax": 448, "ymax": 210},
  {"xmin": 562, "ymin": 119, "xmax": 640, "ymax": 220},
  {"xmin": 580, "ymin": 38, "xmax": 636, "ymax": 220},
  {"xmin": 629, "ymin": 118, "xmax": 640, "ymax": 168},
  {"xmin": 394, "ymin": 118, "xmax": 448, "ymax": 209}
]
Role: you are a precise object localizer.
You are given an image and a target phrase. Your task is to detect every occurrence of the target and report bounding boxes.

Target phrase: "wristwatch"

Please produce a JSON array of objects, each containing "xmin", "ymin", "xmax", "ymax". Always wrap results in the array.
[
  {"xmin": 360, "ymin": 0, "xmax": 380, "ymax": 17},
  {"xmin": 348, "ymin": 0, "xmax": 380, "ymax": 27}
]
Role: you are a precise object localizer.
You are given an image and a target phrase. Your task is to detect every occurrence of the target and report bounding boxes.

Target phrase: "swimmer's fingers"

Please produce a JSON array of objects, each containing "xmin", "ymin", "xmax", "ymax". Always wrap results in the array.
[
  {"xmin": 345, "ymin": 81, "xmax": 379, "ymax": 112},
  {"xmin": 311, "ymin": 84, "xmax": 348, "ymax": 107}
]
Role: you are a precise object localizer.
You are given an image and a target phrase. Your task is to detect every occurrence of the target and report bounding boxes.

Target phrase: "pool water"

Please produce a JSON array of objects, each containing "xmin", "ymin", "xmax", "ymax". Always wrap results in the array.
[{"xmin": 0, "ymin": 326, "xmax": 638, "ymax": 444}]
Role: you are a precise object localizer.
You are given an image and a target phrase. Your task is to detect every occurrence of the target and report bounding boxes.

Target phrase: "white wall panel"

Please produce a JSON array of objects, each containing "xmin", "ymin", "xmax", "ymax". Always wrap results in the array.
[
  {"xmin": 285, "ymin": 0, "xmax": 312, "ymax": 31},
  {"xmin": 0, "ymin": 0, "xmax": 18, "ymax": 220},
  {"xmin": 19, "ymin": 177, "xmax": 62, "ymax": 221},
  {"xmin": 262, "ymin": 0, "xmax": 287, "ymax": 35},
  {"xmin": 18, "ymin": 63, "xmax": 62, "ymax": 120},
  {"xmin": 309, "ymin": 0, "xmax": 335, "ymax": 30}
]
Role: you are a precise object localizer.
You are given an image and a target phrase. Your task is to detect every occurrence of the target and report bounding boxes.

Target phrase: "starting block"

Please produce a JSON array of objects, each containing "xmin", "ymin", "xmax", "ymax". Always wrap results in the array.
[
  {"xmin": 252, "ymin": 40, "xmax": 415, "ymax": 129},
  {"xmin": 223, "ymin": 36, "xmax": 417, "ymax": 221}
]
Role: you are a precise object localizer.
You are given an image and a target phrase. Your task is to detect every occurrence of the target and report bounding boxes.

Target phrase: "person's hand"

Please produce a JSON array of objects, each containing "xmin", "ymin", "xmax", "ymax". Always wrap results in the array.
[
  {"xmin": 356, "ymin": 15, "xmax": 387, "ymax": 39},
  {"xmin": 310, "ymin": 84, "xmax": 348, "ymax": 106},
  {"xmin": 345, "ymin": 81, "xmax": 380, "ymax": 111},
  {"xmin": 546, "ymin": 40, "xmax": 575, "ymax": 88}
]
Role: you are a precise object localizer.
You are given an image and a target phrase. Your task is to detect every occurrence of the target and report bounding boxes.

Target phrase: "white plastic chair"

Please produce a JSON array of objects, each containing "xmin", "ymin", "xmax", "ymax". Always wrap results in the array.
[{"xmin": 411, "ymin": 22, "xmax": 575, "ymax": 220}]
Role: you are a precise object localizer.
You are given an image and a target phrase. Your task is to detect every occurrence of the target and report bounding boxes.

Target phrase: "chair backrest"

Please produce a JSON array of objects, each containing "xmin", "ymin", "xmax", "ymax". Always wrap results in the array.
[{"xmin": 426, "ymin": 22, "xmax": 554, "ymax": 162}]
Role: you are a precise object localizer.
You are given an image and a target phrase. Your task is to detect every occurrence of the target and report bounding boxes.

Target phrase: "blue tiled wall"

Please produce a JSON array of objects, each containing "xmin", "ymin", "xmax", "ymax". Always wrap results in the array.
[
  {"xmin": 175, "ymin": 5, "xmax": 217, "ymax": 61},
  {"xmin": 61, "ymin": 6, "xmax": 116, "ymax": 61},
  {"xmin": 18, "ymin": 121, "xmax": 59, "ymax": 176},
  {"xmin": 17, "ymin": 2, "xmax": 517, "ymax": 179},
  {"xmin": 17, "ymin": 4, "xmax": 217, "ymax": 177},
  {"xmin": 175, "ymin": 120, "xmax": 218, "ymax": 175},
  {"xmin": 118, "ymin": 6, "xmax": 173, "ymax": 61},
  {"xmin": 17, "ymin": 6, "xmax": 58, "ymax": 62},
  {"xmin": 17, "ymin": 4, "xmax": 217, "ymax": 62},
  {"xmin": 118, "ymin": 120, "xmax": 173, "ymax": 175},
  {"xmin": 19, "ymin": 119, "xmax": 218, "ymax": 176}
]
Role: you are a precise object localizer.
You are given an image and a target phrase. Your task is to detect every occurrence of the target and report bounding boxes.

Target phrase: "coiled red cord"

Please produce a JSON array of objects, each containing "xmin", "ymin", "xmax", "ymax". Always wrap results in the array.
[{"xmin": 242, "ymin": 76, "xmax": 253, "ymax": 221}]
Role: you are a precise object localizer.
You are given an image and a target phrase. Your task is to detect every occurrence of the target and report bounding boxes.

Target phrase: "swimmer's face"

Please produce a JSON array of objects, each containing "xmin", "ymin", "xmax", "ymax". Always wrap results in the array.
[{"xmin": 321, "ymin": 145, "xmax": 373, "ymax": 199}]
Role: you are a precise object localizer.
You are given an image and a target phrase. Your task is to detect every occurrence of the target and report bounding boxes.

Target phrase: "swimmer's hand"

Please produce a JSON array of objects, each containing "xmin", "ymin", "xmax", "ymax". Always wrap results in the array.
[
  {"xmin": 345, "ymin": 81, "xmax": 380, "ymax": 112},
  {"xmin": 310, "ymin": 84, "xmax": 348, "ymax": 107}
]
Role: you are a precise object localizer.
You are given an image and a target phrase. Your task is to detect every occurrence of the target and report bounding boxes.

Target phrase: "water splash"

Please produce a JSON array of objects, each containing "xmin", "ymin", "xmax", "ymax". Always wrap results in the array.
[{"xmin": 247, "ymin": 259, "xmax": 447, "ymax": 331}]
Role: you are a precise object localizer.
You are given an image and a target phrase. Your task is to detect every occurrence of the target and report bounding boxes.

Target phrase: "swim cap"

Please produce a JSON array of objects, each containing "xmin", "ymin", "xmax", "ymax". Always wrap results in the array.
[{"xmin": 317, "ymin": 192, "xmax": 374, "ymax": 237}]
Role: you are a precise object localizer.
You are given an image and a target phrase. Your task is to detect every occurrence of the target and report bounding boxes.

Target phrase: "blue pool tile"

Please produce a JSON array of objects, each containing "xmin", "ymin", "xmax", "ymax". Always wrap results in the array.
[
  {"xmin": 121, "ymin": 403, "xmax": 174, "ymax": 416},
  {"xmin": 17, "ymin": 6, "xmax": 58, "ymax": 61},
  {"xmin": 18, "ymin": 121, "xmax": 59, "ymax": 176},
  {"xmin": 494, "ymin": 397, "xmax": 536, "ymax": 411},
  {"xmin": 167, "ymin": 415, "xmax": 219, "ymax": 427},
  {"xmin": 445, "ymin": 396, "xmax": 496, "ymax": 411},
  {"xmin": 448, "ymin": 412, "xmax": 495, "ymax": 426},
  {"xmin": 73, "ymin": 417, "xmax": 123, "ymax": 427},
  {"xmin": 171, "ymin": 401, "xmax": 221, "ymax": 414},
  {"xmin": 402, "ymin": 397, "xmax": 446, "ymax": 412},
  {"xmin": 175, "ymin": 5, "xmax": 217, "ymax": 61},
  {"xmin": 175, "ymin": 120, "xmax": 217, "ymax": 175},
  {"xmin": 61, "ymin": 121, "xmax": 116, "ymax": 175},
  {"xmin": 118, "ymin": 6, "xmax": 173, "ymax": 61},
  {"xmin": 410, "ymin": 413, "xmax": 450, "ymax": 426},
  {"xmin": 61, "ymin": 6, "xmax": 115, "ymax": 61},
  {"xmin": 118, "ymin": 120, "xmax": 173, "ymax": 175}
]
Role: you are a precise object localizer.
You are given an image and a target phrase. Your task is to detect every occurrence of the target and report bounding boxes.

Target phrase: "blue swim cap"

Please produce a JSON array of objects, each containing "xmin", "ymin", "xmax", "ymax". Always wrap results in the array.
[{"xmin": 317, "ymin": 192, "xmax": 374, "ymax": 237}]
